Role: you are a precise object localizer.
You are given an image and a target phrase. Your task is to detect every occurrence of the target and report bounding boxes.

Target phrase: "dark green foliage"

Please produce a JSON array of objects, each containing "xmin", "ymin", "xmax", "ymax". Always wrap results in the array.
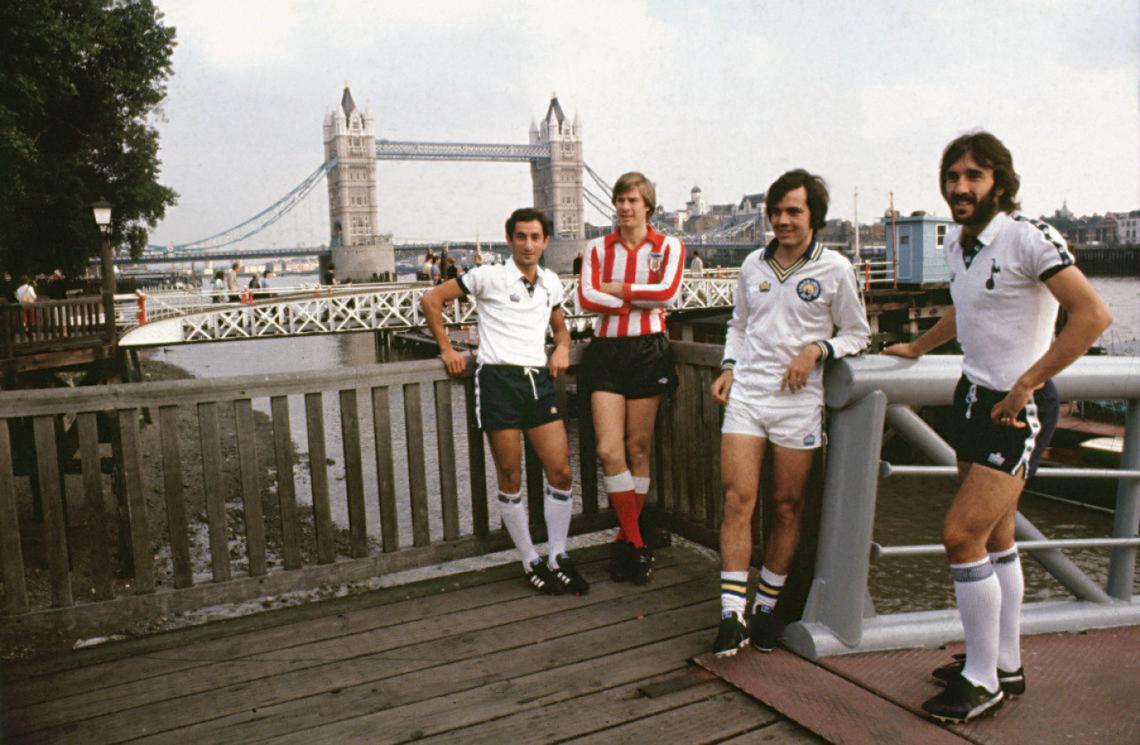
[{"xmin": 0, "ymin": 0, "xmax": 178, "ymax": 275}]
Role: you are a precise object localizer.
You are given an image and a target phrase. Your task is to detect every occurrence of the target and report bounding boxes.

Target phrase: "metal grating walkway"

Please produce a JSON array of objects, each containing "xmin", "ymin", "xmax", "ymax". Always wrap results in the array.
[{"xmin": 699, "ymin": 625, "xmax": 1140, "ymax": 745}]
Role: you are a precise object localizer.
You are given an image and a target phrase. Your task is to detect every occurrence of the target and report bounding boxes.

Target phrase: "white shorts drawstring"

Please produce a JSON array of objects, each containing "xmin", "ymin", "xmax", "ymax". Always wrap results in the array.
[{"xmin": 522, "ymin": 367, "xmax": 540, "ymax": 400}]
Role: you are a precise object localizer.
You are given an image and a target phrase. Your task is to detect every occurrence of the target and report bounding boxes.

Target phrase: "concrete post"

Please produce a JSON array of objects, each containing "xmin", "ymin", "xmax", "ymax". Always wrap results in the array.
[
  {"xmin": 786, "ymin": 390, "xmax": 887, "ymax": 652},
  {"xmin": 1108, "ymin": 399, "xmax": 1139, "ymax": 600}
]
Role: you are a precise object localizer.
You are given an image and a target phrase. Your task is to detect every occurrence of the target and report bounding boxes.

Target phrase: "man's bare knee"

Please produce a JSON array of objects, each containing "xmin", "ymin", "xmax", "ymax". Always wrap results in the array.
[
  {"xmin": 942, "ymin": 521, "xmax": 982, "ymax": 560},
  {"xmin": 722, "ymin": 487, "xmax": 756, "ymax": 526},
  {"xmin": 625, "ymin": 437, "xmax": 651, "ymax": 468},
  {"xmin": 496, "ymin": 466, "xmax": 522, "ymax": 494},
  {"xmin": 770, "ymin": 490, "xmax": 804, "ymax": 527},
  {"xmin": 596, "ymin": 440, "xmax": 626, "ymax": 471},
  {"xmin": 547, "ymin": 463, "xmax": 572, "ymax": 490}
]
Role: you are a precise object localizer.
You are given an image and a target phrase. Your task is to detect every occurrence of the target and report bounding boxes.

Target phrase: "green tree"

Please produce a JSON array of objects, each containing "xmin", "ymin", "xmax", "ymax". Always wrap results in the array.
[{"xmin": 0, "ymin": 0, "xmax": 177, "ymax": 279}]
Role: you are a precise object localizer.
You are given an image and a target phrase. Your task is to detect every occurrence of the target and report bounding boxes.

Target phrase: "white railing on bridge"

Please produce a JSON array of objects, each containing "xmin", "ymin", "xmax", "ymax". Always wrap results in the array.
[{"xmin": 117, "ymin": 276, "xmax": 743, "ymax": 347}]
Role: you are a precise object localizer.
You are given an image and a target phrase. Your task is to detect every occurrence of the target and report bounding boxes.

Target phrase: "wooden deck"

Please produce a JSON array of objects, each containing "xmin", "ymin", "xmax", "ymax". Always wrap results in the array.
[{"xmin": 0, "ymin": 544, "xmax": 823, "ymax": 744}]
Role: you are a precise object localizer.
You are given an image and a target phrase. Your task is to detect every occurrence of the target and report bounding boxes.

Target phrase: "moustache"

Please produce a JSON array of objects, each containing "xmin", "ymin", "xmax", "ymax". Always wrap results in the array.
[{"xmin": 953, "ymin": 195, "xmax": 976, "ymax": 205}]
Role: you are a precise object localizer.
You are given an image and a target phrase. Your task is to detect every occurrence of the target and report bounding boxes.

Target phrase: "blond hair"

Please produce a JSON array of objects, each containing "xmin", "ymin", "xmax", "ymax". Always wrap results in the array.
[{"xmin": 612, "ymin": 171, "xmax": 656, "ymax": 217}]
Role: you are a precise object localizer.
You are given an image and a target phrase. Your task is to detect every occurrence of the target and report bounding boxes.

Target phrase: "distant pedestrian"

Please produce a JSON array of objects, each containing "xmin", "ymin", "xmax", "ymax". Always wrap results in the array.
[
  {"xmin": 15, "ymin": 275, "xmax": 36, "ymax": 335},
  {"xmin": 689, "ymin": 250, "xmax": 704, "ymax": 275},
  {"xmin": 430, "ymin": 256, "xmax": 442, "ymax": 285},
  {"xmin": 225, "ymin": 262, "xmax": 241, "ymax": 302},
  {"xmin": 473, "ymin": 252, "xmax": 484, "ymax": 268},
  {"xmin": 212, "ymin": 270, "xmax": 225, "ymax": 302},
  {"xmin": 45, "ymin": 269, "xmax": 67, "ymax": 300},
  {"xmin": 572, "ymin": 250, "xmax": 583, "ymax": 276},
  {"xmin": 445, "ymin": 256, "xmax": 460, "ymax": 281}
]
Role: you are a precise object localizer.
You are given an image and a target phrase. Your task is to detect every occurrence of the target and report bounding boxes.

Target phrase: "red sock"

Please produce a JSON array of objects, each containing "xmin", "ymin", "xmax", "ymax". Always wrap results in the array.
[
  {"xmin": 616, "ymin": 491, "xmax": 648, "ymax": 544},
  {"xmin": 610, "ymin": 489, "xmax": 644, "ymax": 548}
]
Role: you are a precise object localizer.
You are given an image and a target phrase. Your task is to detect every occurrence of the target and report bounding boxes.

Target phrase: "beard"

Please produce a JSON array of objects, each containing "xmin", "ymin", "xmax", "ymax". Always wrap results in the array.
[{"xmin": 950, "ymin": 185, "xmax": 1001, "ymax": 227}]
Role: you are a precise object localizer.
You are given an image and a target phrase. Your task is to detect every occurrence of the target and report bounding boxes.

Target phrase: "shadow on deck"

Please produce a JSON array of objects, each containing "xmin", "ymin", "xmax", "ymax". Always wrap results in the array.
[{"xmin": 0, "ymin": 544, "xmax": 821, "ymax": 744}]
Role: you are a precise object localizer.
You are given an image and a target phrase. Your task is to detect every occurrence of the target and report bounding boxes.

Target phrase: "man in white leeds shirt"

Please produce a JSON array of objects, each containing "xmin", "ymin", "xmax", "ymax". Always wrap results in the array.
[
  {"xmin": 885, "ymin": 132, "xmax": 1111, "ymax": 723},
  {"xmin": 710, "ymin": 170, "xmax": 870, "ymax": 657},
  {"xmin": 420, "ymin": 208, "xmax": 588, "ymax": 597}
]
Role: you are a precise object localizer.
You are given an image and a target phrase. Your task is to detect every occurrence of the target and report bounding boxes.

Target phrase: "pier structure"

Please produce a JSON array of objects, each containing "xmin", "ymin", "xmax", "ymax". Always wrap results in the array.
[{"xmin": 0, "ymin": 348, "xmax": 1136, "ymax": 742}]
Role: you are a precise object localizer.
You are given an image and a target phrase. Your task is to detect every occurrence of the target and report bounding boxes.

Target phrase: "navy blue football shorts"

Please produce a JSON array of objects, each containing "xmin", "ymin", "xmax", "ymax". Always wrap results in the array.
[
  {"xmin": 950, "ymin": 375, "xmax": 1059, "ymax": 479},
  {"xmin": 580, "ymin": 333, "xmax": 678, "ymax": 400},
  {"xmin": 475, "ymin": 364, "xmax": 561, "ymax": 432}
]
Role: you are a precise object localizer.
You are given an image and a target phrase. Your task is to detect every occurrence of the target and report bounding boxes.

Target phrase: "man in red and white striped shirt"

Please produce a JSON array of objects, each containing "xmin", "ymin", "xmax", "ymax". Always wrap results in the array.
[{"xmin": 577, "ymin": 172, "xmax": 685, "ymax": 584}]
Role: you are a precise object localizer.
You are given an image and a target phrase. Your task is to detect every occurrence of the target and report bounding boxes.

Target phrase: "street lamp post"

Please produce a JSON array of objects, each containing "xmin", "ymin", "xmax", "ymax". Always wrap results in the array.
[{"xmin": 91, "ymin": 202, "xmax": 115, "ymax": 339}]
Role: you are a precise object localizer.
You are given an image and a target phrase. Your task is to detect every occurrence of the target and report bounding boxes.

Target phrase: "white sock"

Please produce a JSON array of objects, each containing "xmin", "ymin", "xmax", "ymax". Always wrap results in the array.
[
  {"xmin": 632, "ymin": 475, "xmax": 650, "ymax": 496},
  {"xmin": 720, "ymin": 571, "xmax": 749, "ymax": 619},
  {"xmin": 544, "ymin": 484, "xmax": 573, "ymax": 568},
  {"xmin": 991, "ymin": 546, "xmax": 1024, "ymax": 671},
  {"xmin": 498, "ymin": 490, "xmax": 539, "ymax": 569},
  {"xmin": 752, "ymin": 566, "xmax": 786, "ymax": 616},
  {"xmin": 952, "ymin": 558, "xmax": 1001, "ymax": 692}
]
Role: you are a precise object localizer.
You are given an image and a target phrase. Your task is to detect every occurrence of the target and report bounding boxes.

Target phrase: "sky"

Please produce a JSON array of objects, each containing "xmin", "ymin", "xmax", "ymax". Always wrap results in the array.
[{"xmin": 148, "ymin": 0, "xmax": 1140, "ymax": 248}]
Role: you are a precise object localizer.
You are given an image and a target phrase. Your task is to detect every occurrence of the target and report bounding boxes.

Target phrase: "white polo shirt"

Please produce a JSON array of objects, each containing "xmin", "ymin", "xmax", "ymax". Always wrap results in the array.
[
  {"xmin": 458, "ymin": 261, "xmax": 563, "ymax": 367},
  {"xmin": 722, "ymin": 240, "xmax": 870, "ymax": 407},
  {"xmin": 947, "ymin": 211, "xmax": 1074, "ymax": 391}
]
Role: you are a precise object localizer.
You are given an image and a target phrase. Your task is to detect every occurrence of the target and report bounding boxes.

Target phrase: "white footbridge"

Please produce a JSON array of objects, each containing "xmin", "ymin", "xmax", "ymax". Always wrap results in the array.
[{"xmin": 117, "ymin": 274, "xmax": 738, "ymax": 347}]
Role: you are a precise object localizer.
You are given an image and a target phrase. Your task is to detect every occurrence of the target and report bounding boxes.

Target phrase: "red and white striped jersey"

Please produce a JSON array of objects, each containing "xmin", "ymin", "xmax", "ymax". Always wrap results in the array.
[{"xmin": 577, "ymin": 227, "xmax": 686, "ymax": 338}]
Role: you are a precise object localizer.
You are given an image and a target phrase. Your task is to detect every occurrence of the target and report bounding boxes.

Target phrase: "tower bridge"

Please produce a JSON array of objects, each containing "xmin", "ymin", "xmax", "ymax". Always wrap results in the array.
[
  {"xmin": 134, "ymin": 88, "xmax": 761, "ymax": 271},
  {"xmin": 323, "ymin": 87, "xmax": 587, "ymax": 276}
]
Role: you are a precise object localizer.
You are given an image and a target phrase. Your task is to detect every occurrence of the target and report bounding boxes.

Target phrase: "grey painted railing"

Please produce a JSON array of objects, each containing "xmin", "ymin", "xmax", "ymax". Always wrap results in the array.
[{"xmin": 785, "ymin": 354, "xmax": 1140, "ymax": 658}]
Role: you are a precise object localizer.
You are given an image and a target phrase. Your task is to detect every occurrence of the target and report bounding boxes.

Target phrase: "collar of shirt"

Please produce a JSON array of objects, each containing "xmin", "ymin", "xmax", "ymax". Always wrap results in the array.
[
  {"xmin": 960, "ymin": 211, "xmax": 1010, "ymax": 266},
  {"xmin": 605, "ymin": 225, "xmax": 666, "ymax": 253},
  {"xmin": 763, "ymin": 237, "xmax": 822, "ymax": 262},
  {"xmin": 505, "ymin": 260, "xmax": 549, "ymax": 295}
]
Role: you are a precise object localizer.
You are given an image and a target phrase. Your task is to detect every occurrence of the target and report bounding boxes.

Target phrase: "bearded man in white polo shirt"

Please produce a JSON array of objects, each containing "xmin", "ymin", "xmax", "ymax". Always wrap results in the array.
[
  {"xmin": 710, "ymin": 170, "xmax": 870, "ymax": 657},
  {"xmin": 421, "ymin": 208, "xmax": 587, "ymax": 596},
  {"xmin": 885, "ymin": 132, "xmax": 1112, "ymax": 723}
]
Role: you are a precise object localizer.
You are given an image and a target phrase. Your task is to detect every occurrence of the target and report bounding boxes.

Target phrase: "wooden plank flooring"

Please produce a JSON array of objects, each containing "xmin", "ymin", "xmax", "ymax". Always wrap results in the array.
[{"xmin": 0, "ymin": 544, "xmax": 822, "ymax": 744}]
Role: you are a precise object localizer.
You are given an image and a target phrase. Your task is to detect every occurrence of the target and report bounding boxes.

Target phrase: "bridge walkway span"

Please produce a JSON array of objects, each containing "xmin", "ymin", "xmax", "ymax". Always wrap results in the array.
[{"xmin": 118, "ymin": 275, "xmax": 739, "ymax": 347}]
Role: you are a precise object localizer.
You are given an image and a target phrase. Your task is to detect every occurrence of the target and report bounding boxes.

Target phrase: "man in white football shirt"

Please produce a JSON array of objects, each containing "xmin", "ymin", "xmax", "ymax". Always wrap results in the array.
[
  {"xmin": 710, "ymin": 170, "xmax": 870, "ymax": 657},
  {"xmin": 421, "ymin": 208, "xmax": 587, "ymax": 596},
  {"xmin": 885, "ymin": 132, "xmax": 1112, "ymax": 723}
]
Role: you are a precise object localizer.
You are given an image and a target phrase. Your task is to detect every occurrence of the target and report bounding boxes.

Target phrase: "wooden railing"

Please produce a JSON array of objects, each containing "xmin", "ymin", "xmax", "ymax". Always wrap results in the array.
[
  {"xmin": 0, "ymin": 355, "xmax": 579, "ymax": 630},
  {"xmin": 0, "ymin": 297, "xmax": 113, "ymax": 363},
  {"xmin": 0, "ymin": 342, "xmax": 736, "ymax": 632}
]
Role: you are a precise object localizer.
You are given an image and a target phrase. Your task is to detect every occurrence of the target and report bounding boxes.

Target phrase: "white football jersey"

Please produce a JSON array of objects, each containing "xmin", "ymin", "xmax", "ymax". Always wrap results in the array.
[{"xmin": 947, "ymin": 212, "xmax": 1074, "ymax": 391}]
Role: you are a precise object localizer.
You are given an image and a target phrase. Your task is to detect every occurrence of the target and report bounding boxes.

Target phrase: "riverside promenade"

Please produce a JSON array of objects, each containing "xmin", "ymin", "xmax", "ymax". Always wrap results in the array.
[{"xmin": 0, "ymin": 347, "xmax": 1136, "ymax": 743}]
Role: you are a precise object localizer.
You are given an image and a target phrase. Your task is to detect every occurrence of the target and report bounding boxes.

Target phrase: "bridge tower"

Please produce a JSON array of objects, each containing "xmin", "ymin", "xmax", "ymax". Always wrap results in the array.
[
  {"xmin": 323, "ymin": 86, "xmax": 394, "ymax": 280},
  {"xmin": 323, "ymin": 86, "xmax": 380, "ymax": 247},
  {"xmin": 530, "ymin": 96, "xmax": 585, "ymax": 241}
]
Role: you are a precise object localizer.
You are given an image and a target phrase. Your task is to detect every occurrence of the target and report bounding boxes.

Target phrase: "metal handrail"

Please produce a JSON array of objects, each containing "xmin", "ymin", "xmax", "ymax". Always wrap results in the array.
[
  {"xmin": 879, "ymin": 462, "xmax": 1140, "ymax": 480},
  {"xmin": 783, "ymin": 354, "xmax": 1140, "ymax": 660},
  {"xmin": 872, "ymin": 537, "xmax": 1140, "ymax": 560}
]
